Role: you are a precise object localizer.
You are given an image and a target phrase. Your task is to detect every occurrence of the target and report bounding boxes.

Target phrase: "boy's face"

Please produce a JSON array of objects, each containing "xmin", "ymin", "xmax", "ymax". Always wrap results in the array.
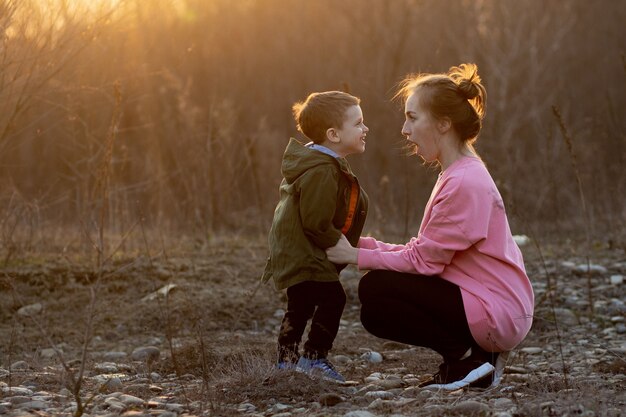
[{"xmin": 332, "ymin": 105, "xmax": 369, "ymax": 157}]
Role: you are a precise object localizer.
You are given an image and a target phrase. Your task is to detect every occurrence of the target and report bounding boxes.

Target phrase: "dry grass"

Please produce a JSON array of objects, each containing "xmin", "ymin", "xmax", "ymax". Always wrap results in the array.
[{"xmin": 0, "ymin": 0, "xmax": 624, "ymax": 241}]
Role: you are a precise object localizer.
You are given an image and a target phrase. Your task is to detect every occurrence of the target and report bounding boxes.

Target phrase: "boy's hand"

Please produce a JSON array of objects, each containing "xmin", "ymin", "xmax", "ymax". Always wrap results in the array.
[{"xmin": 326, "ymin": 234, "xmax": 359, "ymax": 265}]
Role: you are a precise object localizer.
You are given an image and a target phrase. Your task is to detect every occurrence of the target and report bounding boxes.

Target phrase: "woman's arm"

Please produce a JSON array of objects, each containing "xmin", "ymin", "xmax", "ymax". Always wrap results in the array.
[
  {"xmin": 327, "ymin": 234, "xmax": 408, "ymax": 265},
  {"xmin": 358, "ymin": 236, "xmax": 407, "ymax": 251},
  {"xmin": 358, "ymin": 171, "xmax": 490, "ymax": 275}
]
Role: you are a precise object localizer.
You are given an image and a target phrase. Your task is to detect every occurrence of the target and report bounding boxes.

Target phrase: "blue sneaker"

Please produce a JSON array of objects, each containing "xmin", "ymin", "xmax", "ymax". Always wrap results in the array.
[{"xmin": 296, "ymin": 357, "xmax": 345, "ymax": 383}]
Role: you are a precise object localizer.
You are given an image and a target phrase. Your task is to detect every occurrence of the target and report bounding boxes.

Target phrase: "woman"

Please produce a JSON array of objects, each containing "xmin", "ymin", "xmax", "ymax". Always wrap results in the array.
[{"xmin": 326, "ymin": 64, "xmax": 534, "ymax": 390}]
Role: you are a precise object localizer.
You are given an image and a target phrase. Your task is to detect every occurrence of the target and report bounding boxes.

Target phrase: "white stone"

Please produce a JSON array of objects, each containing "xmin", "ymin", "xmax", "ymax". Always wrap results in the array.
[
  {"xmin": 164, "ymin": 403, "xmax": 184, "ymax": 412},
  {"xmin": 513, "ymin": 235, "xmax": 530, "ymax": 246},
  {"xmin": 333, "ymin": 354, "xmax": 351, "ymax": 364},
  {"xmin": 119, "ymin": 394, "xmax": 144, "ymax": 406},
  {"xmin": 17, "ymin": 303, "xmax": 43, "ymax": 316},
  {"xmin": 561, "ymin": 261, "xmax": 577, "ymax": 269},
  {"xmin": 344, "ymin": 411, "xmax": 377, "ymax": 417},
  {"xmin": 16, "ymin": 400, "xmax": 48, "ymax": 410},
  {"xmin": 100, "ymin": 377, "xmax": 123, "ymax": 393},
  {"xmin": 452, "ymin": 400, "xmax": 491, "ymax": 415},
  {"xmin": 131, "ymin": 346, "xmax": 160, "ymax": 362},
  {"xmin": 95, "ymin": 362, "xmax": 119, "ymax": 373},
  {"xmin": 575, "ymin": 264, "xmax": 607, "ymax": 275},
  {"xmin": 610, "ymin": 275, "xmax": 623, "ymax": 285},
  {"xmin": 361, "ymin": 351, "xmax": 383, "ymax": 363},
  {"xmin": 39, "ymin": 348, "xmax": 58, "ymax": 359},
  {"xmin": 364, "ymin": 390, "xmax": 394, "ymax": 399},
  {"xmin": 520, "ymin": 347, "xmax": 542, "ymax": 354},
  {"xmin": 9, "ymin": 361, "xmax": 29, "ymax": 371},
  {"xmin": 142, "ymin": 284, "xmax": 177, "ymax": 301}
]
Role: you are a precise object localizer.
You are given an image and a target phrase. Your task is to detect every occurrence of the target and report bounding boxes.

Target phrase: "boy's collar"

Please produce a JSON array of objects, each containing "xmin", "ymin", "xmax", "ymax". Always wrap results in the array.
[{"xmin": 305, "ymin": 142, "xmax": 340, "ymax": 159}]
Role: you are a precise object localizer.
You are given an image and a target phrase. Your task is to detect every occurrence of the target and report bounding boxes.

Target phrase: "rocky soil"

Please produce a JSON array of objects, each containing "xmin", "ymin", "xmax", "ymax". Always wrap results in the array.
[{"xmin": 0, "ymin": 238, "xmax": 624, "ymax": 416}]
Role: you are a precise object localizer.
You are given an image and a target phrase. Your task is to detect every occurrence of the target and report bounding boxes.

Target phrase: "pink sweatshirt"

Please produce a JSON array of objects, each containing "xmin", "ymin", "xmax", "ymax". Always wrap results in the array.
[{"xmin": 358, "ymin": 156, "xmax": 534, "ymax": 352}]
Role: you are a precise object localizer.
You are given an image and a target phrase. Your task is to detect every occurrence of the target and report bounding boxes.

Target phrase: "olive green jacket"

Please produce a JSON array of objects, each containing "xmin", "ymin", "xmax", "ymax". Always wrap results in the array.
[{"xmin": 261, "ymin": 138, "xmax": 368, "ymax": 290}]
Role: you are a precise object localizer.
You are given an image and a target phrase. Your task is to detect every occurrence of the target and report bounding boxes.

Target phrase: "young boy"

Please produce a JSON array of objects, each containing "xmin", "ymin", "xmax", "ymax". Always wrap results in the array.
[{"xmin": 261, "ymin": 91, "xmax": 369, "ymax": 382}]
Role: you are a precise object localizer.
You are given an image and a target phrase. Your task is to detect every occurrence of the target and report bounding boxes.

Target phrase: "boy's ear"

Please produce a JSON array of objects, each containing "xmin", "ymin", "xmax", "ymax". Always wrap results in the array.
[
  {"xmin": 326, "ymin": 128, "xmax": 341, "ymax": 143},
  {"xmin": 437, "ymin": 117, "xmax": 452, "ymax": 134}
]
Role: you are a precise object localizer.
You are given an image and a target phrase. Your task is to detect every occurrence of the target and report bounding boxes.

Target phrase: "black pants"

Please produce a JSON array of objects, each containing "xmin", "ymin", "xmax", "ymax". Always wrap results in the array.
[
  {"xmin": 277, "ymin": 280, "xmax": 346, "ymax": 362},
  {"xmin": 358, "ymin": 270, "xmax": 479, "ymax": 362}
]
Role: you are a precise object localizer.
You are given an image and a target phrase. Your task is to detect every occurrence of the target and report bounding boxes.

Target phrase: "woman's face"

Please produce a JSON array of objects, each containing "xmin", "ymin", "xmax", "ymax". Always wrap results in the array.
[{"xmin": 401, "ymin": 91, "xmax": 441, "ymax": 163}]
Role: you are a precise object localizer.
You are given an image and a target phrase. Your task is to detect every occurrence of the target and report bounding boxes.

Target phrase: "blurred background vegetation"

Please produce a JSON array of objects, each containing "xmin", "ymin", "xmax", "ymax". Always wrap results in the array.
[{"xmin": 0, "ymin": 0, "xmax": 624, "ymax": 259}]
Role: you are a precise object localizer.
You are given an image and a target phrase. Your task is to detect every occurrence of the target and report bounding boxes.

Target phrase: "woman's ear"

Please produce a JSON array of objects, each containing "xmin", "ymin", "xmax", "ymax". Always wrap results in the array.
[
  {"xmin": 326, "ymin": 128, "xmax": 341, "ymax": 143},
  {"xmin": 437, "ymin": 117, "xmax": 452, "ymax": 134}
]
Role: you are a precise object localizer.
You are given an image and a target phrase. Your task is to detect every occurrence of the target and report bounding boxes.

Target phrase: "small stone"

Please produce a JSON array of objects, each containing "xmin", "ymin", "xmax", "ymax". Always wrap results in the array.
[
  {"xmin": 552, "ymin": 308, "xmax": 579, "ymax": 326},
  {"xmin": 131, "ymin": 346, "xmax": 160, "ymax": 362},
  {"xmin": 100, "ymin": 377, "xmax": 123, "ymax": 393},
  {"xmin": 40, "ymin": 348, "xmax": 58, "ymax": 359},
  {"xmin": 95, "ymin": 362, "xmax": 119, "ymax": 373},
  {"xmin": 17, "ymin": 303, "xmax": 43, "ymax": 316},
  {"xmin": 332, "ymin": 354, "xmax": 351, "ymax": 364},
  {"xmin": 238, "ymin": 402, "xmax": 256, "ymax": 412},
  {"xmin": 344, "ymin": 411, "xmax": 377, "ymax": 417},
  {"xmin": 375, "ymin": 379, "xmax": 405, "ymax": 390},
  {"xmin": 17, "ymin": 400, "xmax": 48, "ymax": 410},
  {"xmin": 513, "ymin": 235, "xmax": 530, "ymax": 246},
  {"xmin": 319, "ymin": 393, "xmax": 344, "ymax": 406},
  {"xmin": 610, "ymin": 275, "xmax": 623, "ymax": 285},
  {"xmin": 103, "ymin": 352, "xmax": 127, "ymax": 362},
  {"xmin": 364, "ymin": 390, "xmax": 395, "ymax": 400},
  {"xmin": 105, "ymin": 397, "xmax": 126, "ymax": 411},
  {"xmin": 141, "ymin": 284, "xmax": 177, "ymax": 301},
  {"xmin": 520, "ymin": 347, "xmax": 542, "ymax": 354},
  {"xmin": 152, "ymin": 412, "xmax": 176, "ymax": 417},
  {"xmin": 451, "ymin": 400, "xmax": 491, "ymax": 415},
  {"xmin": 4, "ymin": 396, "xmax": 31, "ymax": 404},
  {"xmin": 361, "ymin": 351, "xmax": 383, "ymax": 363},
  {"xmin": 10, "ymin": 361, "xmax": 29, "ymax": 371},
  {"xmin": 164, "ymin": 403, "xmax": 184, "ymax": 412},
  {"xmin": 119, "ymin": 394, "xmax": 144, "ymax": 406},
  {"xmin": 270, "ymin": 403, "xmax": 291, "ymax": 412},
  {"xmin": 493, "ymin": 398, "xmax": 515, "ymax": 409},
  {"xmin": 574, "ymin": 264, "xmax": 607, "ymax": 275},
  {"xmin": 365, "ymin": 372, "xmax": 382, "ymax": 381}
]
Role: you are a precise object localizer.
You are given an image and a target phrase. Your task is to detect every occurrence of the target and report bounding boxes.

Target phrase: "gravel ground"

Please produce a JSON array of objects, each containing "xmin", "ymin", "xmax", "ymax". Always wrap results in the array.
[{"xmin": 0, "ymin": 238, "xmax": 624, "ymax": 416}]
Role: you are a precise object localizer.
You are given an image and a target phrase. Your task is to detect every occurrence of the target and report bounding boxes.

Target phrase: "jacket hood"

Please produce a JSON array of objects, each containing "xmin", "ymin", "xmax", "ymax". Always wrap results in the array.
[{"xmin": 282, "ymin": 138, "xmax": 348, "ymax": 183}]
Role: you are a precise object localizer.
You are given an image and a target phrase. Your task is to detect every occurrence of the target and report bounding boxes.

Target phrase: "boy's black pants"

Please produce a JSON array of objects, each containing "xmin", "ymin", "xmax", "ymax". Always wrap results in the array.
[
  {"xmin": 358, "ymin": 270, "xmax": 480, "ymax": 362},
  {"xmin": 277, "ymin": 280, "xmax": 346, "ymax": 362}
]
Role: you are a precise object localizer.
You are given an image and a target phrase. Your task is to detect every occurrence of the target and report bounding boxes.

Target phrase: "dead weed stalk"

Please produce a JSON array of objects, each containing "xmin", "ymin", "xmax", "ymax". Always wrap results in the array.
[{"xmin": 552, "ymin": 105, "xmax": 594, "ymax": 317}]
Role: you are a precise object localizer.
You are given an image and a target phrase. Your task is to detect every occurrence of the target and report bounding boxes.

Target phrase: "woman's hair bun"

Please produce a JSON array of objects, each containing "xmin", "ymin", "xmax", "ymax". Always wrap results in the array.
[
  {"xmin": 448, "ymin": 63, "xmax": 486, "ymax": 117},
  {"xmin": 457, "ymin": 78, "xmax": 480, "ymax": 100},
  {"xmin": 449, "ymin": 63, "xmax": 481, "ymax": 100}
]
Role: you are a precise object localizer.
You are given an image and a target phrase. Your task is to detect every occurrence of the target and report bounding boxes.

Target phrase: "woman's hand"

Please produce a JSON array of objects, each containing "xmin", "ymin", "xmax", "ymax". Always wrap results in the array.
[{"xmin": 326, "ymin": 234, "xmax": 359, "ymax": 265}]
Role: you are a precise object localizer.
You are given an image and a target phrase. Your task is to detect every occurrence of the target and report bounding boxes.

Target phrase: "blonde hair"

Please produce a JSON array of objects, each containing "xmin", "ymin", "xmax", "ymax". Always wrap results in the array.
[
  {"xmin": 396, "ymin": 63, "xmax": 486, "ymax": 145},
  {"xmin": 293, "ymin": 91, "xmax": 360, "ymax": 143}
]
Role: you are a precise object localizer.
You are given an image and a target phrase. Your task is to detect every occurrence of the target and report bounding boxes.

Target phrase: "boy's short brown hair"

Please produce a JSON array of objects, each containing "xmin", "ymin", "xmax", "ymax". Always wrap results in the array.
[{"xmin": 292, "ymin": 91, "xmax": 360, "ymax": 144}]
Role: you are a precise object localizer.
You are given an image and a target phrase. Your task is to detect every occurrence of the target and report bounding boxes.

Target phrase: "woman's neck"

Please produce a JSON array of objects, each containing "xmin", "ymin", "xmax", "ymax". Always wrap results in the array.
[{"xmin": 439, "ymin": 138, "xmax": 473, "ymax": 171}]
